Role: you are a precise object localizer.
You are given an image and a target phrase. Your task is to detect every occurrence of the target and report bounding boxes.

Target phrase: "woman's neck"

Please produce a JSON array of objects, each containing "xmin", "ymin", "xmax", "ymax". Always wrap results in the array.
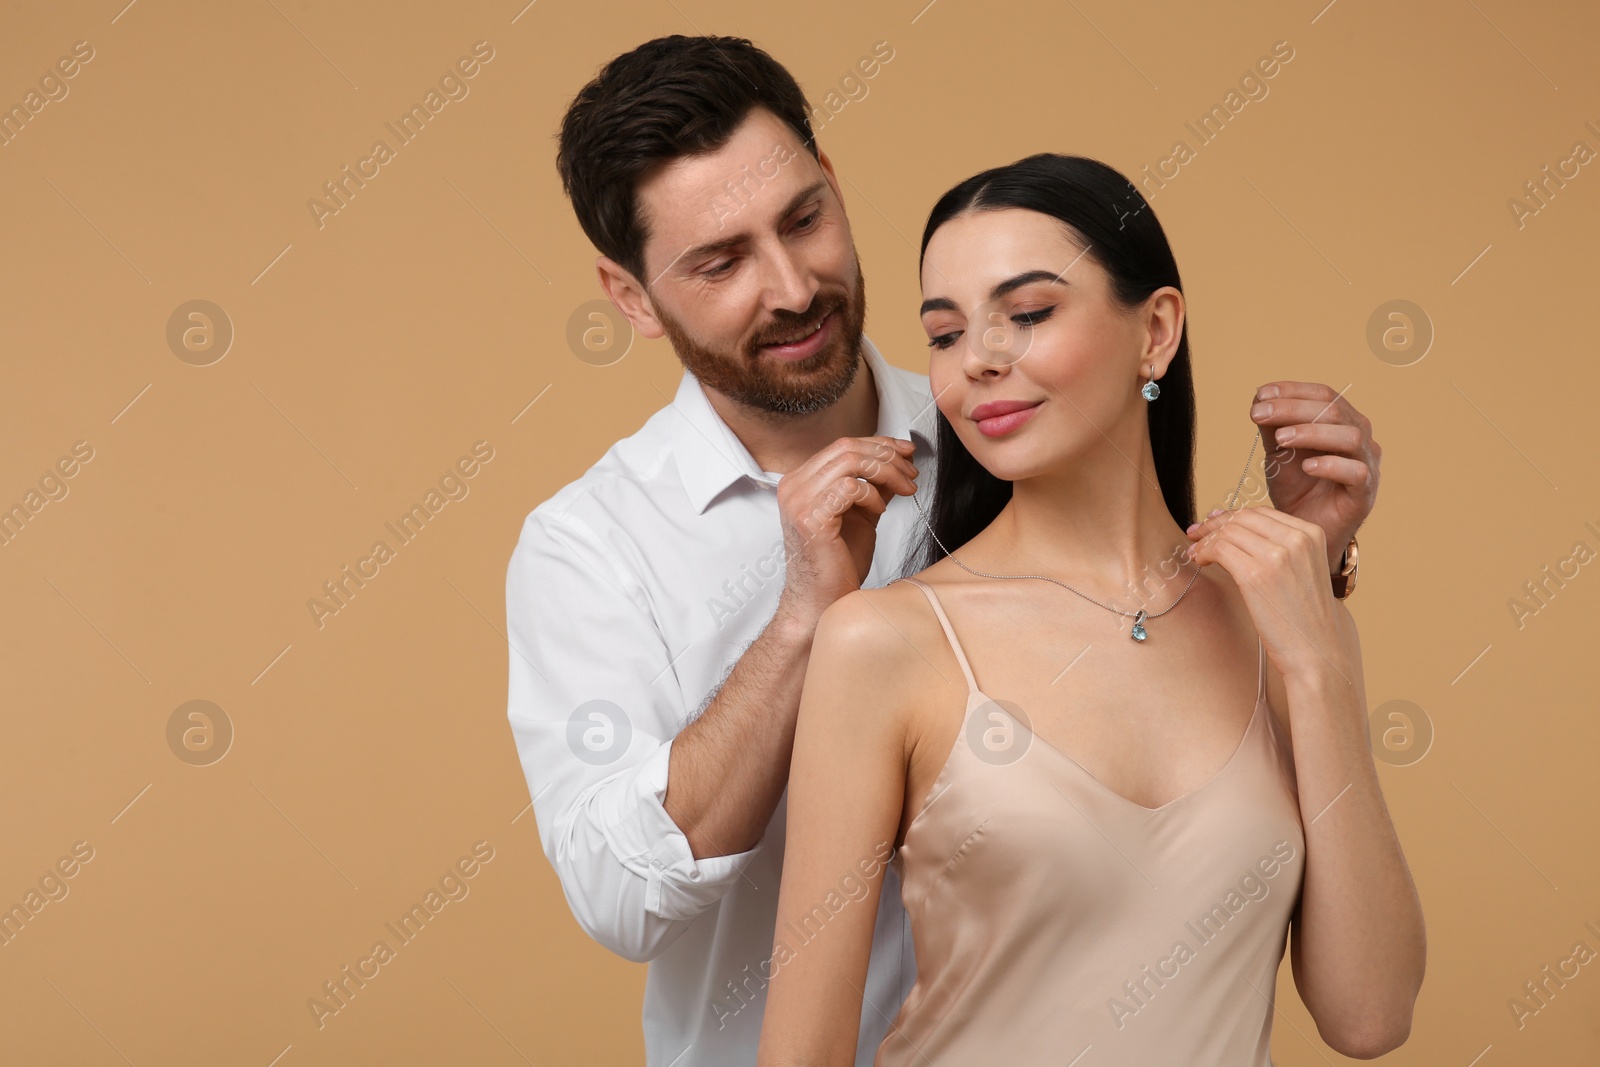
[{"xmin": 979, "ymin": 444, "xmax": 1190, "ymax": 608}]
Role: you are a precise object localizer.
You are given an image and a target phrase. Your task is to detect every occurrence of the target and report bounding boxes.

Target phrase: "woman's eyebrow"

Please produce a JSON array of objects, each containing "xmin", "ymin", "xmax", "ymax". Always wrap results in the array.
[{"xmin": 920, "ymin": 269, "xmax": 1071, "ymax": 316}]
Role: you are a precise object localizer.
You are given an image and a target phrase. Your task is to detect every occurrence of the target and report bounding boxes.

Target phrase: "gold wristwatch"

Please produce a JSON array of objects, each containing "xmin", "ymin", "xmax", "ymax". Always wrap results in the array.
[{"xmin": 1330, "ymin": 535, "xmax": 1359, "ymax": 600}]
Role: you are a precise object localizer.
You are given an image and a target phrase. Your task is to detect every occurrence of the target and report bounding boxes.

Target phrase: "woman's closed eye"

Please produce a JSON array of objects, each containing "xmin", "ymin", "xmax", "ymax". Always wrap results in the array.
[{"xmin": 926, "ymin": 306, "xmax": 1056, "ymax": 350}]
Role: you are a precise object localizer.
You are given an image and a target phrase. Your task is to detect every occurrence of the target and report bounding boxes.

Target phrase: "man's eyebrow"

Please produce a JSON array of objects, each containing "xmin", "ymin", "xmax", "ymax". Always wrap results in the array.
[
  {"xmin": 920, "ymin": 269, "xmax": 1072, "ymax": 316},
  {"xmin": 675, "ymin": 180, "xmax": 830, "ymax": 267}
]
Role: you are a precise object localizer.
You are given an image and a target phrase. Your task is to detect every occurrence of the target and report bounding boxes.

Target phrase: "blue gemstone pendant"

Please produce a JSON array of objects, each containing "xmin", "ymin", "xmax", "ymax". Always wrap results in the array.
[
  {"xmin": 1130, "ymin": 609, "xmax": 1148, "ymax": 641},
  {"xmin": 1141, "ymin": 379, "xmax": 1160, "ymax": 400}
]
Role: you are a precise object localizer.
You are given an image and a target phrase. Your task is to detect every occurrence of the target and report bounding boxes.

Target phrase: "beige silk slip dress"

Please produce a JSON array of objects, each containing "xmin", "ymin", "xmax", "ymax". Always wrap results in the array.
[{"xmin": 874, "ymin": 576, "xmax": 1307, "ymax": 1066}]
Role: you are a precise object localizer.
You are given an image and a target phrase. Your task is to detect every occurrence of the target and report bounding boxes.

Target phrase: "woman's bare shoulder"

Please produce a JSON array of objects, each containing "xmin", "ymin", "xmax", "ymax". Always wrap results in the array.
[
  {"xmin": 815, "ymin": 577, "xmax": 941, "ymax": 658},
  {"xmin": 809, "ymin": 578, "xmax": 950, "ymax": 712}
]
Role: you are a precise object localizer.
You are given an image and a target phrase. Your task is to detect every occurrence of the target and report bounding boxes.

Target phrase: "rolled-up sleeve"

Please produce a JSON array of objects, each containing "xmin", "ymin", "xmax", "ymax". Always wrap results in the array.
[{"xmin": 505, "ymin": 507, "xmax": 763, "ymax": 964}]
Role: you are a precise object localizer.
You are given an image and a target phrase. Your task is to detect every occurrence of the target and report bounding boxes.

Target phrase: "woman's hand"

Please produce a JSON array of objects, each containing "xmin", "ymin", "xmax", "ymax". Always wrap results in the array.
[
  {"xmin": 1189, "ymin": 506, "xmax": 1425, "ymax": 1055},
  {"xmin": 1184, "ymin": 504, "xmax": 1357, "ymax": 685}
]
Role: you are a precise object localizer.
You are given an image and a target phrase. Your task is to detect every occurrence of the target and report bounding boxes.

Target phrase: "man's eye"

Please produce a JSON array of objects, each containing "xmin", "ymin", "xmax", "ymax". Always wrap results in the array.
[
  {"xmin": 794, "ymin": 211, "xmax": 820, "ymax": 230},
  {"xmin": 926, "ymin": 332, "xmax": 960, "ymax": 351},
  {"xmin": 703, "ymin": 259, "xmax": 735, "ymax": 277}
]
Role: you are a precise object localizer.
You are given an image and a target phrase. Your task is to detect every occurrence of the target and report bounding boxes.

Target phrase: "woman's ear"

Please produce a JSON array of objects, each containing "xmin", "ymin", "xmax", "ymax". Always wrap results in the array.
[{"xmin": 1143, "ymin": 285, "xmax": 1186, "ymax": 378}]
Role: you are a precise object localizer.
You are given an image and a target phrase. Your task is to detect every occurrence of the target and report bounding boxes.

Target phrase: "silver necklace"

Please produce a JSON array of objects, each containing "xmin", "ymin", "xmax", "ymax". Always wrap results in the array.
[{"xmin": 906, "ymin": 435, "xmax": 1260, "ymax": 642}]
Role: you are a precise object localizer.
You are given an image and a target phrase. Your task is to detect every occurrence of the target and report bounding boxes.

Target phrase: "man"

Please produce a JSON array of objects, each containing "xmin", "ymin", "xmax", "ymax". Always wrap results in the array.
[{"xmin": 505, "ymin": 34, "xmax": 1378, "ymax": 1066}]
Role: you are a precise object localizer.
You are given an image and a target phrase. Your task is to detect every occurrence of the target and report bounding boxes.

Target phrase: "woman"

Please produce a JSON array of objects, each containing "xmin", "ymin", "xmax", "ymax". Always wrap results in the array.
[{"xmin": 756, "ymin": 154, "xmax": 1424, "ymax": 1064}]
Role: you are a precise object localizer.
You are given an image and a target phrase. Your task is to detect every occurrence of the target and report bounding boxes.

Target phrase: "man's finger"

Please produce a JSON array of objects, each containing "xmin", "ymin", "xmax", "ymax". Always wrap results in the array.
[
  {"xmin": 1295, "ymin": 454, "xmax": 1373, "ymax": 490},
  {"xmin": 1254, "ymin": 381, "xmax": 1345, "ymax": 403},
  {"xmin": 1268, "ymin": 422, "xmax": 1365, "ymax": 455},
  {"xmin": 1251, "ymin": 396, "xmax": 1360, "ymax": 429},
  {"xmin": 797, "ymin": 442, "xmax": 917, "ymax": 496}
]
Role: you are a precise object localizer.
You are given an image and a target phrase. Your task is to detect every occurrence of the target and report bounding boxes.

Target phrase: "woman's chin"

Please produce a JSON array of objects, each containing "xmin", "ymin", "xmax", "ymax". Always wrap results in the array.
[{"xmin": 974, "ymin": 456, "xmax": 1041, "ymax": 483}]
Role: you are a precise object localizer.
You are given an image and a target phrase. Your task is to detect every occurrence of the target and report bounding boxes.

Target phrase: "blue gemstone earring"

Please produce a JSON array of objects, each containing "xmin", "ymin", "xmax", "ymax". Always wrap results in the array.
[{"xmin": 1141, "ymin": 368, "xmax": 1161, "ymax": 401}]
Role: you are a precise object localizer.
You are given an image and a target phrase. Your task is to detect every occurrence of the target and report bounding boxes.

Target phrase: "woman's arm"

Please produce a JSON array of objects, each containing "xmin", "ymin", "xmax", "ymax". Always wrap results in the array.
[
  {"xmin": 1188, "ymin": 507, "xmax": 1425, "ymax": 1059},
  {"xmin": 1276, "ymin": 600, "xmax": 1427, "ymax": 1059},
  {"xmin": 756, "ymin": 589, "xmax": 913, "ymax": 1067}
]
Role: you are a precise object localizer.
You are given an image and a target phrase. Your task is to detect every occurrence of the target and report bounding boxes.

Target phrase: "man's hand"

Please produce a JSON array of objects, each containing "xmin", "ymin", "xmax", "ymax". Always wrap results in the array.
[
  {"xmin": 774, "ymin": 436, "xmax": 919, "ymax": 630},
  {"xmin": 1250, "ymin": 382, "xmax": 1381, "ymax": 575}
]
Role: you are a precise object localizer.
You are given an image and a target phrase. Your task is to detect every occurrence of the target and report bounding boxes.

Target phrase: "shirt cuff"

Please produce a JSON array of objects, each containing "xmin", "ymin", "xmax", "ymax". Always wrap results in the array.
[{"xmin": 596, "ymin": 737, "xmax": 765, "ymax": 922}]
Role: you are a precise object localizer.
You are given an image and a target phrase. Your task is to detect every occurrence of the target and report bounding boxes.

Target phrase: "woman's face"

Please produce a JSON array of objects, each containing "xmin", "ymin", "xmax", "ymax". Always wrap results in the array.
[{"xmin": 918, "ymin": 207, "xmax": 1180, "ymax": 483}]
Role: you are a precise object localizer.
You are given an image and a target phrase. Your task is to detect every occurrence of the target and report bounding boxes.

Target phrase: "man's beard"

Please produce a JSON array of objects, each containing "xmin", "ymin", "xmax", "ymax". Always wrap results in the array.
[{"xmin": 654, "ymin": 261, "xmax": 868, "ymax": 418}]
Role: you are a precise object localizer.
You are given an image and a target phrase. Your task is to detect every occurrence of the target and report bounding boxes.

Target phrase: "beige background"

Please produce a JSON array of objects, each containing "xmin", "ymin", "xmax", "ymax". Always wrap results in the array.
[{"xmin": 1, "ymin": 0, "xmax": 1596, "ymax": 1062}]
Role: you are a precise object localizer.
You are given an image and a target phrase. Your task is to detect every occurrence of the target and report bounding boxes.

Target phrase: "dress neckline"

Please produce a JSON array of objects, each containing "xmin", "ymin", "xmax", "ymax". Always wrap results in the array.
[
  {"xmin": 899, "ymin": 683, "xmax": 1267, "ymax": 856},
  {"xmin": 893, "ymin": 576, "xmax": 1270, "ymax": 847},
  {"xmin": 970, "ymin": 685, "xmax": 1266, "ymax": 814}
]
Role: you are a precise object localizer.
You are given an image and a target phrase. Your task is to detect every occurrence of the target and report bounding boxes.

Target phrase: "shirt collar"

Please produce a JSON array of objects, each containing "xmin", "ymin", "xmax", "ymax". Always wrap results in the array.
[{"xmin": 667, "ymin": 334, "xmax": 939, "ymax": 515}]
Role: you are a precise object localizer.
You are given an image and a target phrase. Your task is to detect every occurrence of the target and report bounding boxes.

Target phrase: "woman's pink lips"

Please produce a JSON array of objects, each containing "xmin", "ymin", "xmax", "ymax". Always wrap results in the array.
[
  {"xmin": 974, "ymin": 401, "xmax": 1042, "ymax": 437},
  {"xmin": 760, "ymin": 310, "xmax": 834, "ymax": 361}
]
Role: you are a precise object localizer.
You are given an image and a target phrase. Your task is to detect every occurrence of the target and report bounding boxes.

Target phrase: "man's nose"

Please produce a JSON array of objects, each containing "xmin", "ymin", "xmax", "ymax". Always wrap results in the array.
[{"xmin": 758, "ymin": 247, "xmax": 818, "ymax": 315}]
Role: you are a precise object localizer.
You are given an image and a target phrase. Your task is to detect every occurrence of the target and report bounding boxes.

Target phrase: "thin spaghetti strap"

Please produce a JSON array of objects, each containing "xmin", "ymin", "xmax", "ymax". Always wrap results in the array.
[
  {"xmin": 892, "ymin": 577, "xmax": 980, "ymax": 695},
  {"xmin": 1255, "ymin": 634, "xmax": 1266, "ymax": 702}
]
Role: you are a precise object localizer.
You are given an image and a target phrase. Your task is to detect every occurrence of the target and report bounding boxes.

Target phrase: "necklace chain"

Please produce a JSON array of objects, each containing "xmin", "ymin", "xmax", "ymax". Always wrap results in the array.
[{"xmin": 905, "ymin": 435, "xmax": 1261, "ymax": 640}]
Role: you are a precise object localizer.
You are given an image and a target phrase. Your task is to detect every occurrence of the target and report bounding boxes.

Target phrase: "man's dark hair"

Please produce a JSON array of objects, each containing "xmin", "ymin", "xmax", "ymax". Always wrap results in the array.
[{"xmin": 556, "ymin": 35, "xmax": 817, "ymax": 283}]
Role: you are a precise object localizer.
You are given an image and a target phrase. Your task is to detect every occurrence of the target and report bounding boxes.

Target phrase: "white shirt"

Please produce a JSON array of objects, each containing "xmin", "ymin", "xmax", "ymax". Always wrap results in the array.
[{"xmin": 505, "ymin": 335, "xmax": 940, "ymax": 1066}]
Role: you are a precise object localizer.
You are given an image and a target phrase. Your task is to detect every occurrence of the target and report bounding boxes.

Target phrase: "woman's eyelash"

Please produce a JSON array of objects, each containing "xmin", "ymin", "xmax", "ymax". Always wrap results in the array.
[{"xmin": 927, "ymin": 306, "xmax": 1056, "ymax": 349}]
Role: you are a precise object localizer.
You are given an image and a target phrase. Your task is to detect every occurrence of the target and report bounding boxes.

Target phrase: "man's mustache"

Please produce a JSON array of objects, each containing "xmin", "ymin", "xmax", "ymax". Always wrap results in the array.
[{"xmin": 748, "ymin": 295, "xmax": 847, "ymax": 351}]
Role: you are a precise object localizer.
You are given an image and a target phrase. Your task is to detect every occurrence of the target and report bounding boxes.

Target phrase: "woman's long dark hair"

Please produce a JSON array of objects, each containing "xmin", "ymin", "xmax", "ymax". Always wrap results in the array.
[{"xmin": 898, "ymin": 153, "xmax": 1197, "ymax": 578}]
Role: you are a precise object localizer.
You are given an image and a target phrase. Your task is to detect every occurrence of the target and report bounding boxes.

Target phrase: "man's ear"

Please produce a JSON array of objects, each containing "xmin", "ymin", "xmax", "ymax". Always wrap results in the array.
[
  {"xmin": 596, "ymin": 256, "xmax": 666, "ymax": 340},
  {"xmin": 816, "ymin": 147, "xmax": 845, "ymax": 212}
]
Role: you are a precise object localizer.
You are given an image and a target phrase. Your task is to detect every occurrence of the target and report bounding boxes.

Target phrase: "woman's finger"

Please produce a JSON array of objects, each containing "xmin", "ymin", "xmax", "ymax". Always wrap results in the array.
[
  {"xmin": 1187, "ymin": 523, "xmax": 1263, "ymax": 578},
  {"xmin": 1187, "ymin": 504, "xmax": 1291, "ymax": 539},
  {"xmin": 1189, "ymin": 522, "xmax": 1318, "ymax": 633},
  {"xmin": 1188, "ymin": 505, "xmax": 1325, "ymax": 566}
]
